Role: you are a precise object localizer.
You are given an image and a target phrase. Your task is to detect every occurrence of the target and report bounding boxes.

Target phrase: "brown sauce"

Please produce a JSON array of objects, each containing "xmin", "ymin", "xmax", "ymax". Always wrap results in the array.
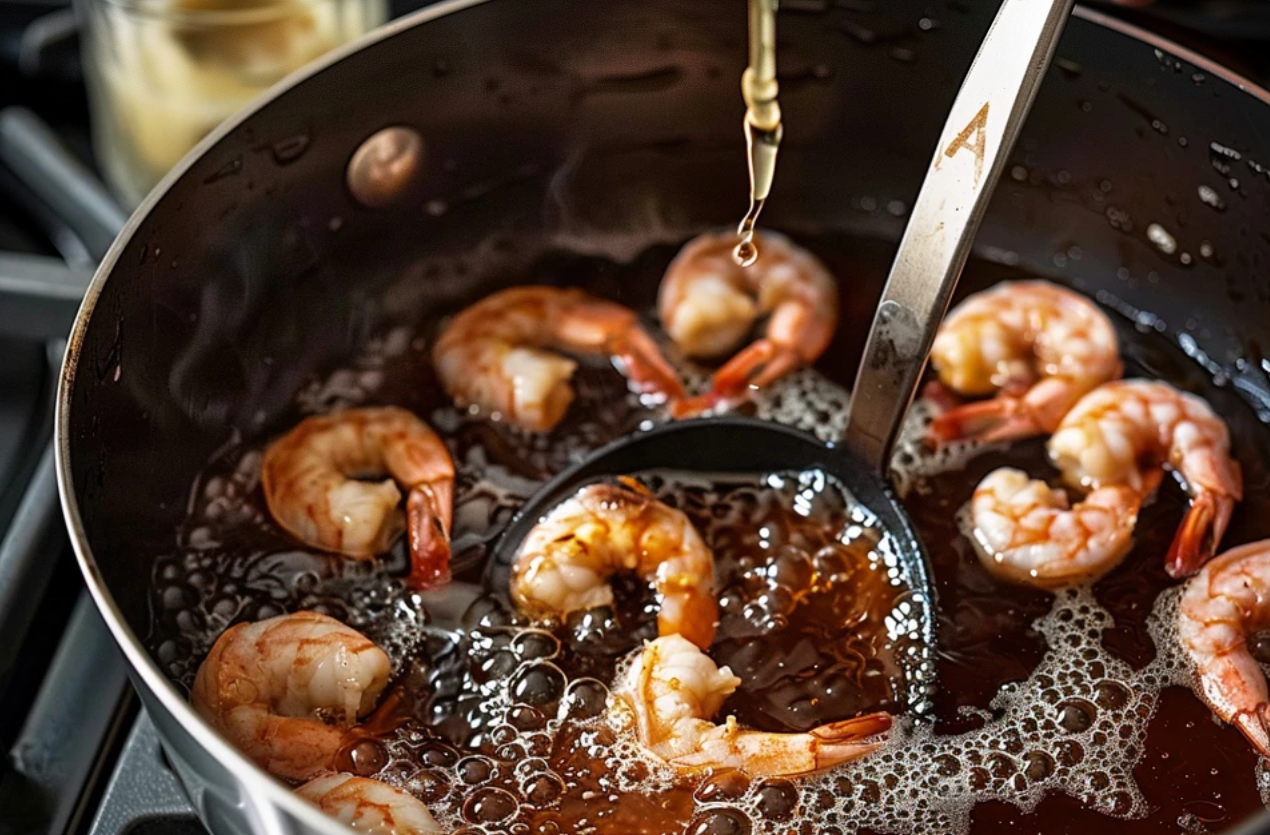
[{"xmin": 147, "ymin": 232, "xmax": 1270, "ymax": 834}]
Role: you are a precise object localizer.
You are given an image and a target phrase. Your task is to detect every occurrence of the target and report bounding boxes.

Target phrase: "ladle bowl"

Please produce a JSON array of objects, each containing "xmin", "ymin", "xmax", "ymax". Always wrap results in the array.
[{"xmin": 488, "ymin": 415, "xmax": 939, "ymax": 711}]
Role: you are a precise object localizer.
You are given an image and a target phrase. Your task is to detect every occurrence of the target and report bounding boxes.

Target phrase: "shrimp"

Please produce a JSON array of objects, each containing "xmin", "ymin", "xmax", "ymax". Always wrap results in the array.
[
  {"xmin": 510, "ymin": 478, "xmax": 717, "ymax": 650},
  {"xmin": 261, "ymin": 407, "xmax": 454, "ymax": 589},
  {"xmin": 614, "ymin": 635, "xmax": 891, "ymax": 777},
  {"xmin": 659, "ymin": 230, "xmax": 838, "ymax": 414},
  {"xmin": 191, "ymin": 612, "xmax": 391, "ymax": 782},
  {"xmin": 1178, "ymin": 539, "xmax": 1270, "ymax": 758},
  {"xmin": 966, "ymin": 467, "xmax": 1142, "ymax": 588},
  {"xmin": 296, "ymin": 774, "xmax": 442, "ymax": 834},
  {"xmin": 432, "ymin": 286, "xmax": 684, "ymax": 432},
  {"xmin": 928, "ymin": 280, "xmax": 1121, "ymax": 443},
  {"xmin": 1048, "ymin": 379, "xmax": 1242, "ymax": 577}
]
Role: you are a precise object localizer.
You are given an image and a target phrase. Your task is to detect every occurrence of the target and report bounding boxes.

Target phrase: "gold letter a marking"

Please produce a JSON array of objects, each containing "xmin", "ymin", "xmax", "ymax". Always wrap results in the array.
[{"xmin": 940, "ymin": 102, "xmax": 990, "ymax": 187}]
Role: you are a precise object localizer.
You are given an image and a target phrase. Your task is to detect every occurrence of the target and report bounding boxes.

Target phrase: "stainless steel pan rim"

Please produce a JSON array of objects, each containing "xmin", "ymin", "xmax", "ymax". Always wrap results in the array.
[
  {"xmin": 56, "ymin": 2, "xmax": 498, "ymax": 829},
  {"xmin": 52, "ymin": 2, "xmax": 1270, "ymax": 832},
  {"xmin": 1076, "ymin": 5, "xmax": 1270, "ymax": 107}
]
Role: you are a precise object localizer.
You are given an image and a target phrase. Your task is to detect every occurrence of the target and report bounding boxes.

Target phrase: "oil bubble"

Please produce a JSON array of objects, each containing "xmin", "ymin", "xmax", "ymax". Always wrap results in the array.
[{"xmin": 688, "ymin": 807, "xmax": 752, "ymax": 835}]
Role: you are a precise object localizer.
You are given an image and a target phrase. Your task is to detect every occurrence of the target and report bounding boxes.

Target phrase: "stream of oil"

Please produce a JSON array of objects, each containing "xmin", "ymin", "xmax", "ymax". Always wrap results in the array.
[{"xmin": 148, "ymin": 231, "xmax": 1270, "ymax": 834}]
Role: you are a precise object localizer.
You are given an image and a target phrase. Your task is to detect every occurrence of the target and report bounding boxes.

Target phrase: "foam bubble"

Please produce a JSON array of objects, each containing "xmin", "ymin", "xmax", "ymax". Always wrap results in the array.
[
  {"xmin": 379, "ymin": 587, "xmax": 1196, "ymax": 835},
  {"xmin": 362, "ymin": 570, "xmax": 1200, "ymax": 835},
  {"xmin": 889, "ymin": 399, "xmax": 1006, "ymax": 500},
  {"xmin": 725, "ymin": 587, "xmax": 1190, "ymax": 834},
  {"xmin": 748, "ymin": 368, "xmax": 853, "ymax": 443}
]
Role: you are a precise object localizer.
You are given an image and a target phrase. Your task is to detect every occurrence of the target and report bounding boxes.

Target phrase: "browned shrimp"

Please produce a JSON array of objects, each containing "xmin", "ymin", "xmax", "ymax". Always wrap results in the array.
[
  {"xmin": 432, "ymin": 286, "xmax": 684, "ymax": 432},
  {"xmin": 295, "ymin": 774, "xmax": 442, "ymax": 834},
  {"xmin": 1178, "ymin": 540, "xmax": 1270, "ymax": 757},
  {"xmin": 511, "ymin": 478, "xmax": 717, "ymax": 649},
  {"xmin": 967, "ymin": 467, "xmax": 1141, "ymax": 588},
  {"xmin": 614, "ymin": 635, "xmax": 892, "ymax": 777},
  {"xmin": 1048, "ymin": 380, "xmax": 1242, "ymax": 577},
  {"xmin": 929, "ymin": 280, "xmax": 1121, "ymax": 444},
  {"xmin": 191, "ymin": 612, "xmax": 391, "ymax": 782},
  {"xmin": 261, "ymin": 407, "xmax": 454, "ymax": 589},
  {"xmin": 659, "ymin": 231, "xmax": 838, "ymax": 415}
]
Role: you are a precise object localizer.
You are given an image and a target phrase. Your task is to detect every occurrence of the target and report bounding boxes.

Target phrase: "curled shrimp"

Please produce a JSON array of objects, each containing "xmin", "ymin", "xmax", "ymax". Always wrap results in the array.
[
  {"xmin": 261, "ymin": 407, "xmax": 454, "ymax": 589},
  {"xmin": 510, "ymin": 478, "xmax": 717, "ymax": 650},
  {"xmin": 432, "ymin": 286, "xmax": 684, "ymax": 432},
  {"xmin": 296, "ymin": 774, "xmax": 442, "ymax": 834},
  {"xmin": 1178, "ymin": 539, "xmax": 1270, "ymax": 757},
  {"xmin": 659, "ymin": 231, "xmax": 838, "ymax": 414},
  {"xmin": 1048, "ymin": 379, "xmax": 1242, "ymax": 577},
  {"xmin": 614, "ymin": 635, "xmax": 891, "ymax": 777},
  {"xmin": 966, "ymin": 467, "xmax": 1141, "ymax": 588},
  {"xmin": 929, "ymin": 280, "xmax": 1121, "ymax": 443},
  {"xmin": 191, "ymin": 612, "xmax": 391, "ymax": 782}
]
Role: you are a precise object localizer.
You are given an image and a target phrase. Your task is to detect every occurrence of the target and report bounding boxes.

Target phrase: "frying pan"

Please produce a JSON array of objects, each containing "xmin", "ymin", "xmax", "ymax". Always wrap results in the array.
[{"xmin": 55, "ymin": 0, "xmax": 1270, "ymax": 833}]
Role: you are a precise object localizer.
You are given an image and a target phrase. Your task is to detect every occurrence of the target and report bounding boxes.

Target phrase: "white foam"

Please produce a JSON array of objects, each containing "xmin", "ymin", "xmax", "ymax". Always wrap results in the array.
[
  {"xmin": 361, "ymin": 584, "xmax": 1203, "ymax": 835},
  {"xmin": 621, "ymin": 587, "xmax": 1186, "ymax": 834}
]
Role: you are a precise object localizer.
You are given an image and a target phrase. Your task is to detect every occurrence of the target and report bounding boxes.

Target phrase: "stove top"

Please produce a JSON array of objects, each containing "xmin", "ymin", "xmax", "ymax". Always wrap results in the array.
[
  {"xmin": 3, "ymin": 2, "xmax": 1270, "ymax": 835},
  {"xmin": 0, "ymin": 104, "xmax": 136, "ymax": 835}
]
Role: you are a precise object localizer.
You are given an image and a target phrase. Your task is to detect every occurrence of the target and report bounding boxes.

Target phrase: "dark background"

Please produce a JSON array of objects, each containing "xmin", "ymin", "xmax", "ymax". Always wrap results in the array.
[{"xmin": 4, "ymin": 0, "xmax": 1270, "ymax": 173}]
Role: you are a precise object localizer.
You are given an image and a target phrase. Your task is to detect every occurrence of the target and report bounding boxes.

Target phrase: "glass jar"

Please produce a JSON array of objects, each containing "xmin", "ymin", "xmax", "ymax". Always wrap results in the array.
[{"xmin": 76, "ymin": 0, "xmax": 387, "ymax": 207}]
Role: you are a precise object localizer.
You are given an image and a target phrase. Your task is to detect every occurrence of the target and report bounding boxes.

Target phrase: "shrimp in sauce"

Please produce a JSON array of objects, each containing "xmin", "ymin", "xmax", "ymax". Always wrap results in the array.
[
  {"xmin": 296, "ymin": 774, "xmax": 442, "ymax": 834},
  {"xmin": 191, "ymin": 612, "xmax": 391, "ymax": 782},
  {"xmin": 1048, "ymin": 379, "xmax": 1242, "ymax": 577},
  {"xmin": 1178, "ymin": 539, "xmax": 1270, "ymax": 757},
  {"xmin": 659, "ymin": 231, "xmax": 838, "ymax": 415},
  {"xmin": 261, "ymin": 407, "xmax": 454, "ymax": 589},
  {"xmin": 929, "ymin": 280, "xmax": 1121, "ymax": 444},
  {"xmin": 966, "ymin": 467, "xmax": 1141, "ymax": 589},
  {"xmin": 432, "ymin": 286, "xmax": 684, "ymax": 432},
  {"xmin": 510, "ymin": 478, "xmax": 717, "ymax": 649},
  {"xmin": 614, "ymin": 635, "xmax": 891, "ymax": 777}
]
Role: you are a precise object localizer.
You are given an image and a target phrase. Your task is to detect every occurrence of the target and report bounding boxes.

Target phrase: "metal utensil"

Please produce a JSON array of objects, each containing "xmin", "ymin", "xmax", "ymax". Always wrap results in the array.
[
  {"xmin": 843, "ymin": 0, "xmax": 1077, "ymax": 469},
  {"xmin": 492, "ymin": 0, "xmax": 1076, "ymax": 665}
]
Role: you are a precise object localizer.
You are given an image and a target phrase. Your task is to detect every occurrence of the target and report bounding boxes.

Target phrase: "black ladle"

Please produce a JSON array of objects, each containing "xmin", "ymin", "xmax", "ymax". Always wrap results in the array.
[
  {"xmin": 487, "ymin": 417, "xmax": 941, "ymax": 706},
  {"xmin": 489, "ymin": 0, "xmax": 1076, "ymax": 709}
]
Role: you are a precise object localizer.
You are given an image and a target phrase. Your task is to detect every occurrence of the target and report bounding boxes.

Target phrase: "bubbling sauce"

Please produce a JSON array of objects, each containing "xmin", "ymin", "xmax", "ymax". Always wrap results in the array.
[{"xmin": 148, "ymin": 232, "xmax": 1270, "ymax": 834}]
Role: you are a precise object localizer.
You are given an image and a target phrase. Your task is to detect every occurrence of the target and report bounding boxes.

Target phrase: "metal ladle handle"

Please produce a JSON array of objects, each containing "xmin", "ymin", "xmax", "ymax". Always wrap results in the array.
[{"xmin": 842, "ymin": 0, "xmax": 1075, "ymax": 473}]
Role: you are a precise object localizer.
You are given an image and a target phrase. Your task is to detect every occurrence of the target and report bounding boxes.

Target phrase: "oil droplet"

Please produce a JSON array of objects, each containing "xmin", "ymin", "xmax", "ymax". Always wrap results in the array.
[
  {"xmin": 1198, "ymin": 185, "xmax": 1226, "ymax": 212},
  {"xmin": 1147, "ymin": 222, "xmax": 1178, "ymax": 255},
  {"xmin": 203, "ymin": 156, "xmax": 243, "ymax": 183},
  {"xmin": 733, "ymin": 191, "xmax": 766, "ymax": 267},
  {"xmin": 270, "ymin": 134, "xmax": 311, "ymax": 165},
  {"xmin": 1055, "ymin": 57, "xmax": 1082, "ymax": 79}
]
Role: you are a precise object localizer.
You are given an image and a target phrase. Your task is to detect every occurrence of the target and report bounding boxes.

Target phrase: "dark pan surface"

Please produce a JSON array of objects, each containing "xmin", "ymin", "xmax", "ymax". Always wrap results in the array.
[{"xmin": 56, "ymin": 1, "xmax": 1270, "ymax": 832}]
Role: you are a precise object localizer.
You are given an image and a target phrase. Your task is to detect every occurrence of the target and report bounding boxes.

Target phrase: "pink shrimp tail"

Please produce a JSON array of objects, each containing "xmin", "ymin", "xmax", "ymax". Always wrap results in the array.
[
  {"xmin": 811, "ymin": 711, "xmax": 894, "ymax": 768},
  {"xmin": 817, "ymin": 711, "xmax": 893, "ymax": 741},
  {"xmin": 1167, "ymin": 491, "xmax": 1236, "ymax": 578},
  {"xmin": 1234, "ymin": 705, "xmax": 1270, "ymax": 759},
  {"xmin": 612, "ymin": 328, "xmax": 686, "ymax": 402},
  {"xmin": 672, "ymin": 340, "xmax": 804, "ymax": 418},
  {"xmin": 406, "ymin": 483, "xmax": 453, "ymax": 589},
  {"xmin": 927, "ymin": 396, "xmax": 1045, "ymax": 445},
  {"xmin": 670, "ymin": 391, "xmax": 732, "ymax": 419},
  {"xmin": 921, "ymin": 380, "xmax": 962, "ymax": 414},
  {"xmin": 713, "ymin": 340, "xmax": 803, "ymax": 396}
]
